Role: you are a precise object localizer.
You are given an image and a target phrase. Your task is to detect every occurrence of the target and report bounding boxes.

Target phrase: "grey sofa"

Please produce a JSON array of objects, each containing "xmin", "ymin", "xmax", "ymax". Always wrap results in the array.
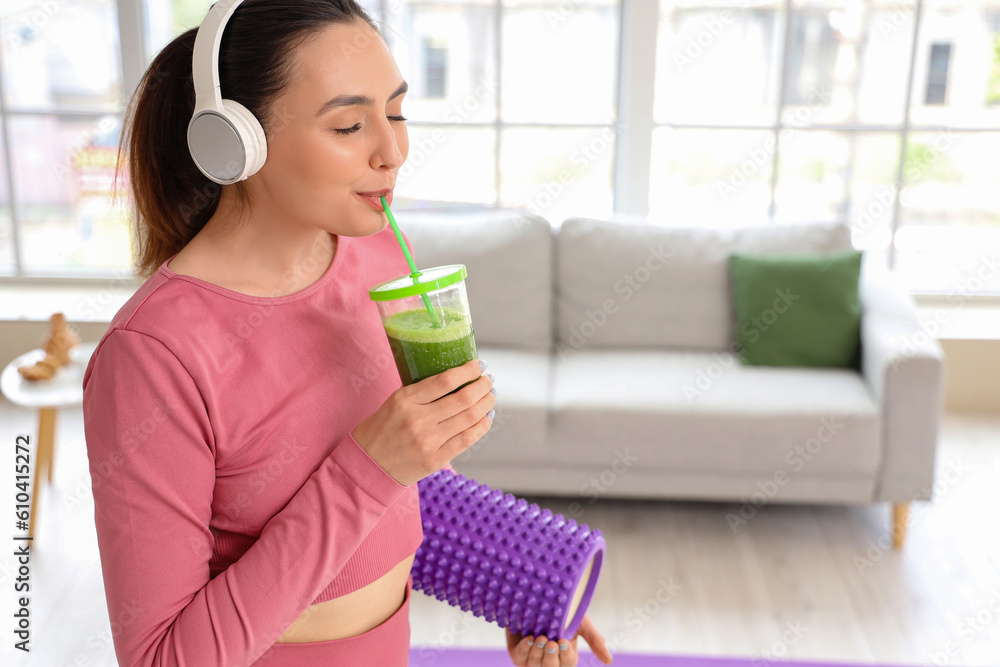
[{"xmin": 403, "ymin": 211, "xmax": 945, "ymax": 547}]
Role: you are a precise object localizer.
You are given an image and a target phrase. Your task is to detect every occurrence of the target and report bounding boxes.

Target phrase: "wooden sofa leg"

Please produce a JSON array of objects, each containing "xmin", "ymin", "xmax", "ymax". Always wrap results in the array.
[{"xmin": 892, "ymin": 502, "xmax": 909, "ymax": 549}]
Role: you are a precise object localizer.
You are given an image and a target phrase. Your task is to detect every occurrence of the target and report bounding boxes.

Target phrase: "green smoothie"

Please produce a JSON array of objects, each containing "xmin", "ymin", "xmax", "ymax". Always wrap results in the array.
[{"xmin": 383, "ymin": 306, "xmax": 478, "ymax": 390}]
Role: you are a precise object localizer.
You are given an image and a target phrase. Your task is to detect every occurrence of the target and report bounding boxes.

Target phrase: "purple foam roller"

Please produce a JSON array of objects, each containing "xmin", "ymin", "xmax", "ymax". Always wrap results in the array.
[{"xmin": 413, "ymin": 469, "xmax": 605, "ymax": 640}]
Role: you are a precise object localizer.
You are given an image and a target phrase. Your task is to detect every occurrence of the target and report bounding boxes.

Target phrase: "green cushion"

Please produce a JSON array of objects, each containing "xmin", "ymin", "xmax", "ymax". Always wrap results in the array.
[{"xmin": 728, "ymin": 249, "xmax": 864, "ymax": 368}]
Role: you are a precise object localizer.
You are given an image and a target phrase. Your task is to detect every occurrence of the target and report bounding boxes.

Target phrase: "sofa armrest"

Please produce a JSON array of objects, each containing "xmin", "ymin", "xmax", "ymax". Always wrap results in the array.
[{"xmin": 859, "ymin": 265, "xmax": 945, "ymax": 502}]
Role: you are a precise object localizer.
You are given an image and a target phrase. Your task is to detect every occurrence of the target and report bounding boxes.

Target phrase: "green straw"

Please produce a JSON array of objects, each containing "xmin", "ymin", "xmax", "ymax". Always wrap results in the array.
[{"xmin": 380, "ymin": 195, "xmax": 441, "ymax": 328}]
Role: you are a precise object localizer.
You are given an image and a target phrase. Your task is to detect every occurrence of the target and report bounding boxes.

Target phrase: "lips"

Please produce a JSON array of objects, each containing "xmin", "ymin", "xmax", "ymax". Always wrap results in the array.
[{"xmin": 356, "ymin": 189, "xmax": 393, "ymax": 211}]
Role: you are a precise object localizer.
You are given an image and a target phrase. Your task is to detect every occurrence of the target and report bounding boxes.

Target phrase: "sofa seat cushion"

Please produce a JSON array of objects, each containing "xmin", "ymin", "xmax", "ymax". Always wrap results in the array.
[
  {"xmin": 548, "ymin": 349, "xmax": 882, "ymax": 476},
  {"xmin": 451, "ymin": 344, "xmax": 552, "ymax": 467}
]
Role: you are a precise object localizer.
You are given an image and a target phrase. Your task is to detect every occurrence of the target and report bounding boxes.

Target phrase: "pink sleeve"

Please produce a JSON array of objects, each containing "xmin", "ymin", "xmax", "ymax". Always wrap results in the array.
[{"xmin": 82, "ymin": 330, "xmax": 409, "ymax": 667}]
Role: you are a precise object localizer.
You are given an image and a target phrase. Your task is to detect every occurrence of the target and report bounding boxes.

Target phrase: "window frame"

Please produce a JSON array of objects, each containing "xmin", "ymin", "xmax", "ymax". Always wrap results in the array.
[
  {"xmin": 0, "ymin": 0, "xmax": 144, "ymax": 286},
  {"xmin": 645, "ymin": 0, "xmax": 999, "ymax": 298},
  {"xmin": 0, "ymin": 0, "xmax": 996, "ymax": 299}
]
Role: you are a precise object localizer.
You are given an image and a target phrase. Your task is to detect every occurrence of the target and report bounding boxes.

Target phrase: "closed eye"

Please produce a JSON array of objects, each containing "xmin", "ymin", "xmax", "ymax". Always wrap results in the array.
[{"xmin": 333, "ymin": 116, "xmax": 408, "ymax": 135}]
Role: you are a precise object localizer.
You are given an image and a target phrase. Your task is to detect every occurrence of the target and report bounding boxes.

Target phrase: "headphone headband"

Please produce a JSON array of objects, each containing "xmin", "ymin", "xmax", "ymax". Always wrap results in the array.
[{"xmin": 191, "ymin": 0, "xmax": 245, "ymax": 114}]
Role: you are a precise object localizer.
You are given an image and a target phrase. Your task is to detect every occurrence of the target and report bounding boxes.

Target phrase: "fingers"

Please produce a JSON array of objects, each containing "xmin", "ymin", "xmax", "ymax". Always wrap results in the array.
[
  {"xmin": 436, "ymin": 370, "xmax": 494, "ymax": 430},
  {"xmin": 522, "ymin": 635, "xmax": 562, "ymax": 667},
  {"xmin": 509, "ymin": 634, "xmax": 534, "ymax": 666},
  {"xmin": 509, "ymin": 632, "xmax": 576, "ymax": 667},
  {"xmin": 430, "ymin": 365, "xmax": 494, "ymax": 423},
  {"xmin": 507, "ymin": 629, "xmax": 524, "ymax": 653},
  {"xmin": 402, "ymin": 357, "xmax": 495, "ymax": 464},
  {"xmin": 558, "ymin": 637, "xmax": 577, "ymax": 666},
  {"xmin": 541, "ymin": 637, "xmax": 562, "ymax": 667},
  {"xmin": 410, "ymin": 358, "xmax": 485, "ymax": 404},
  {"xmin": 578, "ymin": 616, "xmax": 613, "ymax": 664},
  {"xmin": 438, "ymin": 401, "xmax": 494, "ymax": 461}
]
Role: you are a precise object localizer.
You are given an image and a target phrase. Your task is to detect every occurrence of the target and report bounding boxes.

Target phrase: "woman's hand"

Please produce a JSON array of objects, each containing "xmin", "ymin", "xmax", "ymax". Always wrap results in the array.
[
  {"xmin": 351, "ymin": 359, "xmax": 495, "ymax": 487},
  {"xmin": 506, "ymin": 615, "xmax": 613, "ymax": 666}
]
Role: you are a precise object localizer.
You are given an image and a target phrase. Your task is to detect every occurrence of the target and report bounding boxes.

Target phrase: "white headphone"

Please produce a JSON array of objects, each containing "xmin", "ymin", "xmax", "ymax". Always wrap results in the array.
[{"xmin": 187, "ymin": 0, "xmax": 267, "ymax": 185}]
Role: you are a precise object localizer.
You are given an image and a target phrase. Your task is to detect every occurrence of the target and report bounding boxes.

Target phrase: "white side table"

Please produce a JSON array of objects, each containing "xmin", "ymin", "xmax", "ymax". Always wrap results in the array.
[{"xmin": 1, "ymin": 342, "xmax": 98, "ymax": 539}]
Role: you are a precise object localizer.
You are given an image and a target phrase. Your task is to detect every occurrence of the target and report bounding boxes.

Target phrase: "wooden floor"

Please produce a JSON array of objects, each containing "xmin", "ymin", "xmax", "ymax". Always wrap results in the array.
[{"xmin": 1, "ymin": 402, "xmax": 997, "ymax": 666}]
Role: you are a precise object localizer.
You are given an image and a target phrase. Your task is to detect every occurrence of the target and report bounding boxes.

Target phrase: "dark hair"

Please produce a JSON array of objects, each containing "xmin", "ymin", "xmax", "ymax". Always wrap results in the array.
[{"xmin": 114, "ymin": 0, "xmax": 379, "ymax": 279}]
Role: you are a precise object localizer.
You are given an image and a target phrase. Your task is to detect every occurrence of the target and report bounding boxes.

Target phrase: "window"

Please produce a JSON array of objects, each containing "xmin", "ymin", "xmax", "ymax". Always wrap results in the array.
[
  {"xmin": 925, "ymin": 43, "xmax": 951, "ymax": 105},
  {"xmin": 377, "ymin": 0, "xmax": 619, "ymax": 226},
  {"xmin": 650, "ymin": 0, "xmax": 1000, "ymax": 295},
  {"xmin": 422, "ymin": 37, "xmax": 448, "ymax": 99},
  {"xmin": 0, "ymin": 0, "xmax": 126, "ymax": 276},
  {"xmin": 784, "ymin": 12, "xmax": 838, "ymax": 107},
  {"xmin": 0, "ymin": 0, "xmax": 997, "ymax": 297}
]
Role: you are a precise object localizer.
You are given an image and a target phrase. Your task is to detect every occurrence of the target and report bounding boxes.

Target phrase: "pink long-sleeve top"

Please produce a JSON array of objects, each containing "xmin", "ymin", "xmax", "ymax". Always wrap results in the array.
[{"xmin": 82, "ymin": 226, "xmax": 455, "ymax": 667}]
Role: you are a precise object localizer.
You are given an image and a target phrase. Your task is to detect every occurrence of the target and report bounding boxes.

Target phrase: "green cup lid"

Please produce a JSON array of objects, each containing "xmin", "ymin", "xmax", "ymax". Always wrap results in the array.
[{"xmin": 368, "ymin": 264, "xmax": 467, "ymax": 302}]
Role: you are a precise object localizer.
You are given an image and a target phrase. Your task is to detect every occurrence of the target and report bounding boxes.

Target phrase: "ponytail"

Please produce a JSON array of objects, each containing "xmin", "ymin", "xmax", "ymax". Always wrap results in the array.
[{"xmin": 113, "ymin": 0, "xmax": 379, "ymax": 280}]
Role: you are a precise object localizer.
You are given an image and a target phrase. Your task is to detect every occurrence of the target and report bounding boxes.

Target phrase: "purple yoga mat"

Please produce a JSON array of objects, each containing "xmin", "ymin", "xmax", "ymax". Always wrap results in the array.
[{"xmin": 408, "ymin": 647, "xmax": 911, "ymax": 667}]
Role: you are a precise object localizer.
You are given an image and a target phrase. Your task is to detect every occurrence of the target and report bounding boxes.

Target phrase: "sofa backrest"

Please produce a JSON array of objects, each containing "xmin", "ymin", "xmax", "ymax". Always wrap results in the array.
[
  {"xmin": 401, "ymin": 210, "xmax": 553, "ymax": 352},
  {"xmin": 556, "ymin": 218, "xmax": 854, "ymax": 351}
]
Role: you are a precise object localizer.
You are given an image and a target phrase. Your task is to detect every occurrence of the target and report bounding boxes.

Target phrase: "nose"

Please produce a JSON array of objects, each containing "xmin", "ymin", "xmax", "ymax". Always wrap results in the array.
[{"xmin": 370, "ymin": 115, "xmax": 406, "ymax": 171}]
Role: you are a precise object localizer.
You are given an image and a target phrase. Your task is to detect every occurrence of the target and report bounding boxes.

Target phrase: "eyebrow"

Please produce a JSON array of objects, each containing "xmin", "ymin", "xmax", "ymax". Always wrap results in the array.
[{"xmin": 316, "ymin": 80, "xmax": 408, "ymax": 117}]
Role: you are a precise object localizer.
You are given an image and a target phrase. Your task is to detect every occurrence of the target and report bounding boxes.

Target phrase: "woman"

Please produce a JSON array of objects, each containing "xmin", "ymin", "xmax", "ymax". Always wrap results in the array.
[{"xmin": 82, "ymin": 1, "xmax": 612, "ymax": 666}]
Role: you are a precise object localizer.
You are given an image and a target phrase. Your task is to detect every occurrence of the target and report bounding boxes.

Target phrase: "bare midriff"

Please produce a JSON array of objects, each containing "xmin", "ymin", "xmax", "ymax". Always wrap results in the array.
[{"xmin": 275, "ymin": 554, "xmax": 415, "ymax": 643}]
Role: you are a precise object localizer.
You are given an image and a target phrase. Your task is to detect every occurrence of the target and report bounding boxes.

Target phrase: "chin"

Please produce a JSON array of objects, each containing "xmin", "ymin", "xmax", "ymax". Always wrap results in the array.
[
  {"xmin": 333, "ymin": 213, "xmax": 390, "ymax": 238},
  {"xmin": 349, "ymin": 216, "xmax": 390, "ymax": 238}
]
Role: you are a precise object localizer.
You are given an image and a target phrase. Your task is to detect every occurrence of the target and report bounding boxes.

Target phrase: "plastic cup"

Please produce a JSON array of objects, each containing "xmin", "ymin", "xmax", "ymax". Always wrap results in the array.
[{"xmin": 369, "ymin": 265, "xmax": 479, "ymax": 393}]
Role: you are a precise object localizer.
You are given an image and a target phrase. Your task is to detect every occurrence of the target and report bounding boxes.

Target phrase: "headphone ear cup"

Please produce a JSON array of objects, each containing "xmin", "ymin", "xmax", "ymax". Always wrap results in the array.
[
  {"xmin": 221, "ymin": 99, "xmax": 268, "ymax": 179},
  {"xmin": 187, "ymin": 101, "xmax": 268, "ymax": 184}
]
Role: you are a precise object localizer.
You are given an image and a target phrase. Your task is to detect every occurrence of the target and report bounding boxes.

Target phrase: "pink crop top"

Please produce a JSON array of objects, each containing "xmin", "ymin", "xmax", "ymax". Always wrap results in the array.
[{"xmin": 82, "ymin": 226, "xmax": 454, "ymax": 666}]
